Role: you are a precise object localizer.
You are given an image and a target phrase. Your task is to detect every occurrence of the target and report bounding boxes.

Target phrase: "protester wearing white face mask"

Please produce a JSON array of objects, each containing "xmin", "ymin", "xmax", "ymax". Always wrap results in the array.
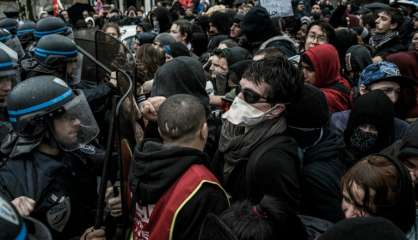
[{"xmin": 212, "ymin": 56, "xmax": 304, "ymax": 210}]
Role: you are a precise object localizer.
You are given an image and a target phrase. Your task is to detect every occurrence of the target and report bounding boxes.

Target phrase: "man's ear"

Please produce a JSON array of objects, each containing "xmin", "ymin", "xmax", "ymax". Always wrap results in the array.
[
  {"xmin": 181, "ymin": 33, "xmax": 188, "ymax": 42},
  {"xmin": 268, "ymin": 103, "xmax": 286, "ymax": 119},
  {"xmin": 199, "ymin": 122, "xmax": 208, "ymax": 143},
  {"xmin": 390, "ymin": 22, "xmax": 398, "ymax": 30},
  {"xmin": 359, "ymin": 84, "xmax": 368, "ymax": 96}
]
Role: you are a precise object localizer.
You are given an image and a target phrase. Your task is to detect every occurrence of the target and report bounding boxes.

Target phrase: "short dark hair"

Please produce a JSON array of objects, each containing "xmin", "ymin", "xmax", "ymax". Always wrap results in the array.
[
  {"xmin": 173, "ymin": 19, "xmax": 193, "ymax": 43},
  {"xmin": 379, "ymin": 7, "xmax": 404, "ymax": 31},
  {"xmin": 242, "ymin": 56, "xmax": 303, "ymax": 104},
  {"xmin": 306, "ymin": 21, "xmax": 336, "ymax": 48},
  {"xmin": 220, "ymin": 196, "xmax": 307, "ymax": 240},
  {"xmin": 157, "ymin": 94, "xmax": 206, "ymax": 142}
]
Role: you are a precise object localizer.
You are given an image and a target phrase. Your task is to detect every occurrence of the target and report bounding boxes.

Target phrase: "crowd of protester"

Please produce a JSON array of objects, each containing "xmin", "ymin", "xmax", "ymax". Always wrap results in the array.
[{"xmin": 1, "ymin": 0, "xmax": 418, "ymax": 239}]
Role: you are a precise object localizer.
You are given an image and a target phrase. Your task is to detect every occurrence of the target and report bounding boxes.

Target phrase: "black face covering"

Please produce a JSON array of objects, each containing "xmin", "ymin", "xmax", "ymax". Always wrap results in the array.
[
  {"xmin": 288, "ymin": 127, "xmax": 323, "ymax": 150},
  {"xmin": 312, "ymin": 13, "xmax": 321, "ymax": 21},
  {"xmin": 350, "ymin": 127, "xmax": 378, "ymax": 155}
]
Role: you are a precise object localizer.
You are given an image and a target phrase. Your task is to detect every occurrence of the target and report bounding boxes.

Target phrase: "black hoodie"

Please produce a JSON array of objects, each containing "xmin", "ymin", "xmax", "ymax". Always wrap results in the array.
[
  {"xmin": 149, "ymin": 7, "xmax": 172, "ymax": 33},
  {"xmin": 301, "ymin": 128, "xmax": 352, "ymax": 223},
  {"xmin": 344, "ymin": 90, "xmax": 395, "ymax": 161},
  {"xmin": 149, "ymin": 57, "xmax": 221, "ymax": 158},
  {"xmin": 130, "ymin": 141, "xmax": 229, "ymax": 240}
]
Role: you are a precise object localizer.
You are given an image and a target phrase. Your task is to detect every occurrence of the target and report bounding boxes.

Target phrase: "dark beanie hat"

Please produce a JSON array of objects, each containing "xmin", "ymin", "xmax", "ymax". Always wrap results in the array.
[
  {"xmin": 318, "ymin": 217, "xmax": 407, "ymax": 240},
  {"xmin": 240, "ymin": 6, "xmax": 275, "ymax": 44},
  {"xmin": 164, "ymin": 42, "xmax": 190, "ymax": 58},
  {"xmin": 218, "ymin": 47, "xmax": 251, "ymax": 66},
  {"xmin": 286, "ymin": 84, "xmax": 329, "ymax": 129}
]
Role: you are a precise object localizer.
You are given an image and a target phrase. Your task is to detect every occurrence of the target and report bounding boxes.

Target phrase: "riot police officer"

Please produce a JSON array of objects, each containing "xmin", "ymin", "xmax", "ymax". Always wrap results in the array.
[
  {"xmin": 24, "ymin": 34, "xmax": 78, "ymax": 86},
  {"xmin": 0, "ymin": 75, "xmax": 101, "ymax": 239},
  {"xmin": 17, "ymin": 20, "xmax": 36, "ymax": 53},
  {"xmin": 0, "ymin": 48, "xmax": 17, "ymax": 140}
]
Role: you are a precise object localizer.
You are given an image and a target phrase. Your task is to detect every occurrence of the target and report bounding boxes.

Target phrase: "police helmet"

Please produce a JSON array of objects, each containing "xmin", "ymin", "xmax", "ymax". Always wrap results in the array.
[
  {"xmin": 33, "ymin": 34, "xmax": 78, "ymax": 67},
  {"xmin": 0, "ymin": 28, "xmax": 12, "ymax": 43},
  {"xmin": 0, "ymin": 18, "xmax": 17, "ymax": 35},
  {"xmin": 0, "ymin": 48, "xmax": 17, "ymax": 78},
  {"xmin": 34, "ymin": 16, "xmax": 71, "ymax": 39},
  {"xmin": 17, "ymin": 20, "xmax": 36, "ymax": 44},
  {"xmin": 7, "ymin": 75, "xmax": 75, "ymax": 137}
]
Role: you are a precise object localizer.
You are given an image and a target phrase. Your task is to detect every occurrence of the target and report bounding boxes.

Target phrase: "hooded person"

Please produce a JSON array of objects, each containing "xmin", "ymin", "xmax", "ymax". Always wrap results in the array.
[
  {"xmin": 142, "ymin": 56, "xmax": 220, "ymax": 158},
  {"xmin": 210, "ymin": 47, "xmax": 251, "ymax": 95},
  {"xmin": 220, "ymin": 59, "xmax": 253, "ymax": 111},
  {"xmin": 206, "ymin": 11, "xmax": 232, "ymax": 52},
  {"xmin": 130, "ymin": 94, "xmax": 229, "ymax": 240},
  {"xmin": 301, "ymin": 43, "xmax": 351, "ymax": 113},
  {"xmin": 335, "ymin": 28, "xmax": 359, "ymax": 72},
  {"xmin": 318, "ymin": 217, "xmax": 407, "ymax": 240},
  {"xmin": 240, "ymin": 6, "xmax": 280, "ymax": 53},
  {"xmin": 344, "ymin": 91, "xmax": 396, "ymax": 161},
  {"xmin": 286, "ymin": 84, "xmax": 352, "ymax": 223},
  {"xmin": 386, "ymin": 51, "xmax": 418, "ymax": 118},
  {"xmin": 208, "ymin": 11, "xmax": 232, "ymax": 37},
  {"xmin": 345, "ymin": 45, "xmax": 373, "ymax": 86},
  {"xmin": 149, "ymin": 7, "xmax": 172, "ymax": 34}
]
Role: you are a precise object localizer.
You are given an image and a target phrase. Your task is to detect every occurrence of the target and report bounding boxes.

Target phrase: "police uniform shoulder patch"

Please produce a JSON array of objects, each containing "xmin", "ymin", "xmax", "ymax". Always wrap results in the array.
[
  {"xmin": 46, "ymin": 195, "xmax": 71, "ymax": 232},
  {"xmin": 78, "ymin": 144, "xmax": 96, "ymax": 155}
]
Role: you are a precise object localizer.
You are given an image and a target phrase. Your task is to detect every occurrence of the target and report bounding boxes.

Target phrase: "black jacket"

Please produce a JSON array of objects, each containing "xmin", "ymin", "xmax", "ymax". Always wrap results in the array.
[
  {"xmin": 212, "ymin": 133, "xmax": 302, "ymax": 210},
  {"xmin": 130, "ymin": 140, "xmax": 229, "ymax": 240},
  {"xmin": 0, "ymin": 148, "xmax": 100, "ymax": 239},
  {"xmin": 300, "ymin": 128, "xmax": 352, "ymax": 223},
  {"xmin": 373, "ymin": 35, "xmax": 406, "ymax": 58}
]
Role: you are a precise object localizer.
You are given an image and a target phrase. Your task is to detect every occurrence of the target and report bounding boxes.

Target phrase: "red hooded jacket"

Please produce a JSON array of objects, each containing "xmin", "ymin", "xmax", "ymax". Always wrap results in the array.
[{"xmin": 304, "ymin": 44, "xmax": 351, "ymax": 113}]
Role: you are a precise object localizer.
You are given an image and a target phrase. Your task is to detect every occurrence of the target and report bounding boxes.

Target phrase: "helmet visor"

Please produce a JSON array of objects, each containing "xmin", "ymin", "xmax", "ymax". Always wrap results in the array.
[{"xmin": 51, "ymin": 90, "xmax": 99, "ymax": 151}]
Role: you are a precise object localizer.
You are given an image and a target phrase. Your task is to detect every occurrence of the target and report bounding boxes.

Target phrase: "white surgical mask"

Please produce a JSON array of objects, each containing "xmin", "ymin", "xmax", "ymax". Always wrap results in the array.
[{"xmin": 222, "ymin": 96, "xmax": 277, "ymax": 127}]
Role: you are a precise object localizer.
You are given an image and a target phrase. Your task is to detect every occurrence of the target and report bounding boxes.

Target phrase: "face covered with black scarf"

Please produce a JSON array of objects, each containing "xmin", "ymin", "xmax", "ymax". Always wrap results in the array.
[{"xmin": 344, "ymin": 90, "xmax": 395, "ymax": 161}]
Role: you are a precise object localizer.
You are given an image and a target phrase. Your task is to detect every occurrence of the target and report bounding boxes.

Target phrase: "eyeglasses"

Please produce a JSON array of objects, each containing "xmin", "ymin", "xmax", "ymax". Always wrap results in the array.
[
  {"xmin": 236, "ymin": 86, "xmax": 269, "ymax": 104},
  {"xmin": 307, "ymin": 33, "xmax": 327, "ymax": 43}
]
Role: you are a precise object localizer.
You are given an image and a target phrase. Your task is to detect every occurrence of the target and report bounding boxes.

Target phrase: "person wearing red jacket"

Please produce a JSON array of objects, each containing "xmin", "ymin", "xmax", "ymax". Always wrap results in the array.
[{"xmin": 302, "ymin": 43, "xmax": 351, "ymax": 113}]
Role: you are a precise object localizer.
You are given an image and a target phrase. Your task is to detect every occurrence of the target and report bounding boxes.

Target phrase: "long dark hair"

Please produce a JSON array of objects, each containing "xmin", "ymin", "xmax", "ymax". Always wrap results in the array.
[{"xmin": 135, "ymin": 43, "xmax": 165, "ymax": 85}]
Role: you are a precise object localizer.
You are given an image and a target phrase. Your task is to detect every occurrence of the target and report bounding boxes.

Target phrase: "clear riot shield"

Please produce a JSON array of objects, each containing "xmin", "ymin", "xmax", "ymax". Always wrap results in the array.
[
  {"xmin": 74, "ymin": 29, "xmax": 137, "ymax": 231},
  {"xmin": 73, "ymin": 29, "xmax": 101, "ymax": 84}
]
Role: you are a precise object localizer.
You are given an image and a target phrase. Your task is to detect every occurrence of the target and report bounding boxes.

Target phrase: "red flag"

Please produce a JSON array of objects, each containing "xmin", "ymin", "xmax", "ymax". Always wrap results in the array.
[{"xmin": 53, "ymin": 0, "xmax": 59, "ymax": 16}]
